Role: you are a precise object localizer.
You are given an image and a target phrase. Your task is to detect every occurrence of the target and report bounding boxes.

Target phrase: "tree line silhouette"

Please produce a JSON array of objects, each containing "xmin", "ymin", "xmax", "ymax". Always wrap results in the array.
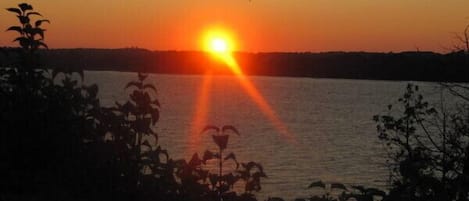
[{"xmin": 9, "ymin": 48, "xmax": 467, "ymax": 82}]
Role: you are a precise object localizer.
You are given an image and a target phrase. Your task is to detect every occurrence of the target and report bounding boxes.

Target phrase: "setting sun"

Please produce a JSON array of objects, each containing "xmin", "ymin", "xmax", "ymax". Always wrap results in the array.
[
  {"xmin": 202, "ymin": 28, "xmax": 236, "ymax": 55},
  {"xmin": 210, "ymin": 38, "xmax": 228, "ymax": 53}
]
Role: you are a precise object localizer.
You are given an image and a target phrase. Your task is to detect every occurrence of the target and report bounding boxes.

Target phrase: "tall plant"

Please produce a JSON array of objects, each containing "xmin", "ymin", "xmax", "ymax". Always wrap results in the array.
[
  {"xmin": 374, "ymin": 83, "xmax": 469, "ymax": 201},
  {"xmin": 0, "ymin": 3, "xmax": 103, "ymax": 200}
]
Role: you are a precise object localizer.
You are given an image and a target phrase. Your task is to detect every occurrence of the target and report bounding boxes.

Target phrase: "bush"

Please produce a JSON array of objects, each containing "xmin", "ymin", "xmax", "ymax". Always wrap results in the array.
[{"xmin": 0, "ymin": 3, "xmax": 268, "ymax": 201}]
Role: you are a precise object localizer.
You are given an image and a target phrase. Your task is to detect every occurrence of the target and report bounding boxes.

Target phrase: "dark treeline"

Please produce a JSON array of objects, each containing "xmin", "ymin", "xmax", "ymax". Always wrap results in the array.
[{"xmin": 4, "ymin": 48, "xmax": 466, "ymax": 82}]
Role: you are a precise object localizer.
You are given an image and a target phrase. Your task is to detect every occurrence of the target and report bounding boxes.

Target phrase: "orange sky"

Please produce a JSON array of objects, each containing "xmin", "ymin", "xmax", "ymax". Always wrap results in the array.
[{"xmin": 1, "ymin": 0, "xmax": 469, "ymax": 52}]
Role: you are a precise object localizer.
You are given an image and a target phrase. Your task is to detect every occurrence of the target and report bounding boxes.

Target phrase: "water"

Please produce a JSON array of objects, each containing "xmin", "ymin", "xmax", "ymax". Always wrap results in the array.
[{"xmin": 83, "ymin": 71, "xmax": 445, "ymax": 200}]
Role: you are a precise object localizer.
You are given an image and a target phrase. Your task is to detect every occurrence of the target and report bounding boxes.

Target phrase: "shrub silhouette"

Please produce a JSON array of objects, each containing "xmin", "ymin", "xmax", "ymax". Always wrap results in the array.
[
  {"xmin": 374, "ymin": 83, "xmax": 469, "ymax": 201},
  {"xmin": 0, "ymin": 3, "xmax": 106, "ymax": 200},
  {"xmin": 1, "ymin": 3, "xmax": 269, "ymax": 201},
  {"xmin": 303, "ymin": 180, "xmax": 385, "ymax": 201}
]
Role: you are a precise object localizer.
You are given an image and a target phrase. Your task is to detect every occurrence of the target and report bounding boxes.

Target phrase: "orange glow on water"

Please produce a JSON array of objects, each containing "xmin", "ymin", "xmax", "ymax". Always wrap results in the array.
[
  {"xmin": 187, "ymin": 73, "xmax": 213, "ymax": 156},
  {"xmin": 222, "ymin": 54, "xmax": 296, "ymax": 143},
  {"xmin": 187, "ymin": 31, "xmax": 296, "ymax": 154}
]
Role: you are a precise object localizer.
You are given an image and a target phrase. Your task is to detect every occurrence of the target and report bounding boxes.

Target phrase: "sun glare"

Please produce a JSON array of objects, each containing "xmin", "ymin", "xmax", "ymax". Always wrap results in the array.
[
  {"xmin": 211, "ymin": 38, "xmax": 228, "ymax": 53},
  {"xmin": 202, "ymin": 29, "xmax": 235, "ymax": 56},
  {"xmin": 188, "ymin": 26, "xmax": 296, "ymax": 153}
]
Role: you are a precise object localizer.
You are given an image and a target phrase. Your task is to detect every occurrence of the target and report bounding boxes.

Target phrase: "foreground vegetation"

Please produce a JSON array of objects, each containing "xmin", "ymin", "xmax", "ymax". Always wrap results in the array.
[{"xmin": 1, "ymin": 3, "xmax": 468, "ymax": 201}]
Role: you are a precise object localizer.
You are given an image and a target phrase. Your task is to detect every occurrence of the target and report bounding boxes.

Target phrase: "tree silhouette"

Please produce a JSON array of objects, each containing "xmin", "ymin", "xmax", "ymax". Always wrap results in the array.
[{"xmin": 374, "ymin": 83, "xmax": 469, "ymax": 201}]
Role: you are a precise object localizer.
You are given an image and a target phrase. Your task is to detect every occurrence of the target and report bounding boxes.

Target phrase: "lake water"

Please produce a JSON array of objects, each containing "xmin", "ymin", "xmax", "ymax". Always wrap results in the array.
[{"xmin": 84, "ymin": 71, "xmax": 445, "ymax": 200}]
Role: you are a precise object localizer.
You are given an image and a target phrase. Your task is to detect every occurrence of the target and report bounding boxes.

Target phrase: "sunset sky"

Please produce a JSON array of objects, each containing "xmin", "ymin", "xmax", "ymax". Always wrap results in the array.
[{"xmin": 1, "ymin": 1, "xmax": 469, "ymax": 53}]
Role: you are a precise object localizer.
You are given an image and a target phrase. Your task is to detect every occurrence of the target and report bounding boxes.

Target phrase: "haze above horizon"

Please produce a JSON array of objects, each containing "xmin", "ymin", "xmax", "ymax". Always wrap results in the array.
[{"xmin": 0, "ymin": 1, "xmax": 468, "ymax": 53}]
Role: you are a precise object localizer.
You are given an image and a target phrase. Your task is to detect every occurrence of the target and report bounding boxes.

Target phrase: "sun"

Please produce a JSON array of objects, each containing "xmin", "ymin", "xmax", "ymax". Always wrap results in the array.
[
  {"xmin": 202, "ymin": 28, "xmax": 236, "ymax": 56},
  {"xmin": 211, "ymin": 38, "xmax": 228, "ymax": 53}
]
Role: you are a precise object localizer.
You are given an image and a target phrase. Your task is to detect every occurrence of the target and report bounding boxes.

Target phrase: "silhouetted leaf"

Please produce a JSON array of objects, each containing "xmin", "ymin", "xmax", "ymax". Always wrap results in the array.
[
  {"xmin": 212, "ymin": 135, "xmax": 229, "ymax": 150},
  {"xmin": 87, "ymin": 84, "xmax": 98, "ymax": 98},
  {"xmin": 19, "ymin": 3, "xmax": 33, "ymax": 12},
  {"xmin": 188, "ymin": 153, "xmax": 202, "ymax": 167},
  {"xmin": 34, "ymin": 19, "xmax": 50, "ymax": 27},
  {"xmin": 143, "ymin": 84, "xmax": 157, "ymax": 93},
  {"xmin": 224, "ymin": 152, "xmax": 239, "ymax": 169},
  {"xmin": 151, "ymin": 109, "xmax": 159, "ymax": 125},
  {"xmin": 31, "ymin": 28, "xmax": 44, "ymax": 38},
  {"xmin": 351, "ymin": 185, "xmax": 366, "ymax": 193},
  {"xmin": 141, "ymin": 140, "xmax": 152, "ymax": 149},
  {"xmin": 366, "ymin": 188, "xmax": 386, "ymax": 197},
  {"xmin": 308, "ymin": 180, "xmax": 326, "ymax": 189},
  {"xmin": 152, "ymin": 99, "xmax": 161, "ymax": 107},
  {"xmin": 13, "ymin": 37, "xmax": 29, "ymax": 48},
  {"xmin": 223, "ymin": 173, "xmax": 239, "ymax": 186},
  {"xmin": 18, "ymin": 16, "xmax": 29, "ymax": 24},
  {"xmin": 51, "ymin": 67, "xmax": 63, "ymax": 79},
  {"xmin": 202, "ymin": 150, "xmax": 215, "ymax": 163},
  {"xmin": 75, "ymin": 69, "xmax": 84, "ymax": 80},
  {"xmin": 125, "ymin": 81, "xmax": 142, "ymax": 89},
  {"xmin": 138, "ymin": 73, "xmax": 148, "ymax": 81},
  {"xmin": 209, "ymin": 174, "xmax": 218, "ymax": 186},
  {"xmin": 6, "ymin": 8, "xmax": 21, "ymax": 15},
  {"xmin": 6, "ymin": 26, "xmax": 22, "ymax": 34},
  {"xmin": 201, "ymin": 125, "xmax": 220, "ymax": 134},
  {"xmin": 27, "ymin": 12, "xmax": 42, "ymax": 17},
  {"xmin": 330, "ymin": 182, "xmax": 347, "ymax": 190},
  {"xmin": 222, "ymin": 125, "xmax": 240, "ymax": 135}
]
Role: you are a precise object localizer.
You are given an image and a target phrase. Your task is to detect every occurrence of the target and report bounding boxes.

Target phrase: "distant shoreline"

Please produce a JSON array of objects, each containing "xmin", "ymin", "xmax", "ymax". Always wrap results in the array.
[{"xmin": 1, "ymin": 48, "xmax": 468, "ymax": 82}]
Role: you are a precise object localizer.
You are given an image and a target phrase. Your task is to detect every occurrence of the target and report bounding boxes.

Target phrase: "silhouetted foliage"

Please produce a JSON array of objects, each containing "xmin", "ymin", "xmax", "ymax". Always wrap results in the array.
[
  {"xmin": 1, "ymin": 3, "xmax": 268, "ymax": 201},
  {"xmin": 0, "ymin": 3, "xmax": 105, "ymax": 201},
  {"xmin": 303, "ymin": 180, "xmax": 385, "ymax": 201},
  {"xmin": 374, "ymin": 83, "xmax": 469, "ymax": 201}
]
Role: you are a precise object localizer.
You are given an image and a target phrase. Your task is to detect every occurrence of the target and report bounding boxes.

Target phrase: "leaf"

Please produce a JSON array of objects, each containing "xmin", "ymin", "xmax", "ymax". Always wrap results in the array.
[
  {"xmin": 74, "ymin": 69, "xmax": 84, "ymax": 80},
  {"xmin": 224, "ymin": 152, "xmax": 239, "ymax": 169},
  {"xmin": 151, "ymin": 109, "xmax": 159, "ymax": 125},
  {"xmin": 31, "ymin": 28, "xmax": 44, "ymax": 39},
  {"xmin": 27, "ymin": 12, "xmax": 42, "ymax": 17},
  {"xmin": 52, "ymin": 67, "xmax": 63, "ymax": 79},
  {"xmin": 201, "ymin": 125, "xmax": 220, "ymax": 134},
  {"xmin": 141, "ymin": 140, "xmax": 152, "ymax": 149},
  {"xmin": 39, "ymin": 42, "xmax": 48, "ymax": 48},
  {"xmin": 138, "ymin": 72, "xmax": 148, "ymax": 81},
  {"xmin": 202, "ymin": 150, "xmax": 215, "ymax": 163},
  {"xmin": 308, "ymin": 180, "xmax": 326, "ymax": 189},
  {"xmin": 351, "ymin": 185, "xmax": 366, "ymax": 193},
  {"xmin": 18, "ymin": 16, "xmax": 30, "ymax": 24},
  {"xmin": 330, "ymin": 182, "xmax": 347, "ymax": 190},
  {"xmin": 13, "ymin": 37, "xmax": 29, "ymax": 48},
  {"xmin": 152, "ymin": 99, "xmax": 161, "ymax": 107},
  {"xmin": 365, "ymin": 188, "xmax": 386, "ymax": 197},
  {"xmin": 143, "ymin": 84, "xmax": 157, "ymax": 94},
  {"xmin": 209, "ymin": 174, "xmax": 218, "ymax": 186},
  {"xmin": 125, "ymin": 81, "xmax": 142, "ymax": 89},
  {"xmin": 35, "ymin": 19, "xmax": 50, "ymax": 27},
  {"xmin": 212, "ymin": 135, "xmax": 229, "ymax": 150},
  {"xmin": 87, "ymin": 84, "xmax": 98, "ymax": 98},
  {"xmin": 222, "ymin": 125, "xmax": 240, "ymax": 136},
  {"xmin": 188, "ymin": 153, "xmax": 202, "ymax": 167},
  {"xmin": 223, "ymin": 173, "xmax": 239, "ymax": 186},
  {"xmin": 155, "ymin": 146, "xmax": 169, "ymax": 163},
  {"xmin": 224, "ymin": 152, "xmax": 237, "ymax": 162},
  {"xmin": 19, "ymin": 3, "xmax": 33, "ymax": 12},
  {"xmin": 6, "ymin": 8, "xmax": 21, "ymax": 15},
  {"xmin": 6, "ymin": 26, "xmax": 23, "ymax": 34}
]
